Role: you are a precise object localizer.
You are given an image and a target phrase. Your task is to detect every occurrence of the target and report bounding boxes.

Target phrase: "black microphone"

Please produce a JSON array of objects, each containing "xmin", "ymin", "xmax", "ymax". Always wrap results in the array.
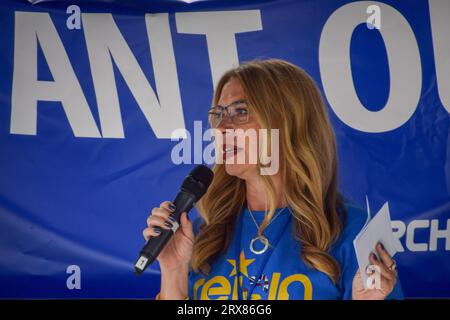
[{"xmin": 134, "ymin": 165, "xmax": 214, "ymax": 275}]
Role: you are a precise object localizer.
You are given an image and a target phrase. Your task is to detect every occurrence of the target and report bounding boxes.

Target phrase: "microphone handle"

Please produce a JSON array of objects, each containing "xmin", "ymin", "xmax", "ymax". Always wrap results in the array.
[{"xmin": 134, "ymin": 190, "xmax": 196, "ymax": 275}]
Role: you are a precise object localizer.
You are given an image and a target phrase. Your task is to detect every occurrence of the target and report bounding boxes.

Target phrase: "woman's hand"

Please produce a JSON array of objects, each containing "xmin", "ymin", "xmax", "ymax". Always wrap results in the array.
[
  {"xmin": 352, "ymin": 242, "xmax": 398, "ymax": 300},
  {"xmin": 143, "ymin": 201, "xmax": 195, "ymax": 273},
  {"xmin": 143, "ymin": 201, "xmax": 195, "ymax": 300}
]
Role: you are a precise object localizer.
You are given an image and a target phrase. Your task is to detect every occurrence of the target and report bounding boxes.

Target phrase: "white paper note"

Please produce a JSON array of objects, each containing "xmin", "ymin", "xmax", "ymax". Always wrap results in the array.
[{"xmin": 353, "ymin": 201, "xmax": 397, "ymax": 289}]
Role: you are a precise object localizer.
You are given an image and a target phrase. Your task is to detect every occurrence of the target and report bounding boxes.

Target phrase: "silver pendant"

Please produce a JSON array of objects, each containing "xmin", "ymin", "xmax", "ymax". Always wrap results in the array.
[{"xmin": 250, "ymin": 236, "xmax": 269, "ymax": 255}]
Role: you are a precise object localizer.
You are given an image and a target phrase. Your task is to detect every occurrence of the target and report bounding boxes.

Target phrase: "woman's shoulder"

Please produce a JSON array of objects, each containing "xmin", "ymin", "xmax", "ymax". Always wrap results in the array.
[
  {"xmin": 340, "ymin": 199, "xmax": 369, "ymax": 238},
  {"xmin": 332, "ymin": 198, "xmax": 369, "ymax": 251}
]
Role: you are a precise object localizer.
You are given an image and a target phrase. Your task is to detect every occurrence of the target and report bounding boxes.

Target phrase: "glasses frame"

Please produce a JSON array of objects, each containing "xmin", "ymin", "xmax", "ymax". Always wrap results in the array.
[{"xmin": 208, "ymin": 99, "xmax": 250, "ymax": 128}]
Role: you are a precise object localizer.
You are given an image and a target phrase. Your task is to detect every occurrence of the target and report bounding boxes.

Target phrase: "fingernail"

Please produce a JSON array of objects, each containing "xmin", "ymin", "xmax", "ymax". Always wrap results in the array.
[
  {"xmin": 379, "ymin": 242, "xmax": 385, "ymax": 250},
  {"xmin": 164, "ymin": 221, "xmax": 173, "ymax": 228},
  {"xmin": 168, "ymin": 214, "xmax": 176, "ymax": 222},
  {"xmin": 371, "ymin": 253, "xmax": 378, "ymax": 261},
  {"xmin": 168, "ymin": 204, "xmax": 176, "ymax": 212},
  {"xmin": 153, "ymin": 227, "xmax": 161, "ymax": 234}
]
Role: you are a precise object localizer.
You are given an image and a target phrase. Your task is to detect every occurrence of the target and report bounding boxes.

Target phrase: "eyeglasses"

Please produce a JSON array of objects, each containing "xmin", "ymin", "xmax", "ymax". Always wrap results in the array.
[{"xmin": 208, "ymin": 99, "xmax": 250, "ymax": 128}]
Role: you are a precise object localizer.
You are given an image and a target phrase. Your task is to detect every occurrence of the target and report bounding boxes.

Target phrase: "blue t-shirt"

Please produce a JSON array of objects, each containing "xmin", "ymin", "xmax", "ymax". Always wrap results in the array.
[{"xmin": 188, "ymin": 201, "xmax": 403, "ymax": 300}]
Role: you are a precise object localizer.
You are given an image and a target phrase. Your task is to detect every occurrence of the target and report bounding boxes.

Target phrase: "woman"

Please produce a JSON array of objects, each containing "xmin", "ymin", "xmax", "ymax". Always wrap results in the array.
[{"xmin": 143, "ymin": 59, "xmax": 403, "ymax": 300}]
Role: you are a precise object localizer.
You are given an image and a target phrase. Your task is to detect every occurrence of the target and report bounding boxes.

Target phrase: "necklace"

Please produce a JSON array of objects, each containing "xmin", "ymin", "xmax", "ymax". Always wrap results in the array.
[{"xmin": 247, "ymin": 207, "xmax": 288, "ymax": 255}]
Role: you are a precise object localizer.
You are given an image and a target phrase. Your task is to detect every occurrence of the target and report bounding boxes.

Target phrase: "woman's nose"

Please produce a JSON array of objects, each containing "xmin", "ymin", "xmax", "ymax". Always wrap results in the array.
[{"xmin": 217, "ymin": 115, "xmax": 235, "ymax": 132}]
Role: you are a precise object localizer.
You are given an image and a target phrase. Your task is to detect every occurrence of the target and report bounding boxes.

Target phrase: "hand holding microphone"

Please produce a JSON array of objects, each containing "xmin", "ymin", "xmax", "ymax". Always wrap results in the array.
[
  {"xmin": 134, "ymin": 165, "xmax": 214, "ymax": 276},
  {"xmin": 142, "ymin": 201, "xmax": 195, "ymax": 273}
]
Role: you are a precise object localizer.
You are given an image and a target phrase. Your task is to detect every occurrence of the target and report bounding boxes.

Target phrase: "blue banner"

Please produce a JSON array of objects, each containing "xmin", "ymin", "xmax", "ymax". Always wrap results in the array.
[{"xmin": 0, "ymin": 0, "xmax": 448, "ymax": 298}]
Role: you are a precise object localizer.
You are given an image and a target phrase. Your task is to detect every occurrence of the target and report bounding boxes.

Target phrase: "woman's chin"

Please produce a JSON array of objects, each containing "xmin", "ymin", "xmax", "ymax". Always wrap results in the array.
[{"xmin": 224, "ymin": 162, "xmax": 256, "ymax": 179}]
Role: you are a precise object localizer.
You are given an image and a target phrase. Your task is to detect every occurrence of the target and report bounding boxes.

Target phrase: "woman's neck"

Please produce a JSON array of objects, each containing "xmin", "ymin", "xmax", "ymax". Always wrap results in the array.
[{"xmin": 245, "ymin": 173, "xmax": 286, "ymax": 211}]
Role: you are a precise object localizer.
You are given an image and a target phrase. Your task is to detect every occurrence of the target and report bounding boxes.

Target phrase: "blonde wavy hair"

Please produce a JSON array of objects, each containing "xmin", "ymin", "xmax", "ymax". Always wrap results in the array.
[{"xmin": 192, "ymin": 59, "xmax": 346, "ymax": 283}]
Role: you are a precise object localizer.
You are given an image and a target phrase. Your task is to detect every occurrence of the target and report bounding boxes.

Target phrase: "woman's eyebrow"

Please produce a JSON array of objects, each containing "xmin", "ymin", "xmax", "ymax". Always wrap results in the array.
[
  {"xmin": 213, "ymin": 99, "xmax": 246, "ymax": 109},
  {"xmin": 226, "ymin": 99, "xmax": 247, "ymax": 107}
]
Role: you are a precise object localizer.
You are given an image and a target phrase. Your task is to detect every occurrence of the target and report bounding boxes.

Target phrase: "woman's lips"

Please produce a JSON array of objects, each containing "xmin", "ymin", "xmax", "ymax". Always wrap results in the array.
[{"xmin": 222, "ymin": 144, "xmax": 243, "ymax": 161}]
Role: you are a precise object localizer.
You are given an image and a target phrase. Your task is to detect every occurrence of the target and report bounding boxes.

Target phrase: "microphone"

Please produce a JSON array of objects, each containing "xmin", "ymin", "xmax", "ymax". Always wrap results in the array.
[{"xmin": 134, "ymin": 165, "xmax": 214, "ymax": 275}]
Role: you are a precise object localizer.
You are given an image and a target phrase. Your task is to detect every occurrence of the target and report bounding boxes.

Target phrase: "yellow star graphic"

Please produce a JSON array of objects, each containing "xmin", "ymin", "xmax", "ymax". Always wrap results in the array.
[
  {"xmin": 226, "ymin": 259, "xmax": 237, "ymax": 277},
  {"xmin": 227, "ymin": 250, "xmax": 255, "ymax": 278},
  {"xmin": 239, "ymin": 250, "xmax": 255, "ymax": 277}
]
